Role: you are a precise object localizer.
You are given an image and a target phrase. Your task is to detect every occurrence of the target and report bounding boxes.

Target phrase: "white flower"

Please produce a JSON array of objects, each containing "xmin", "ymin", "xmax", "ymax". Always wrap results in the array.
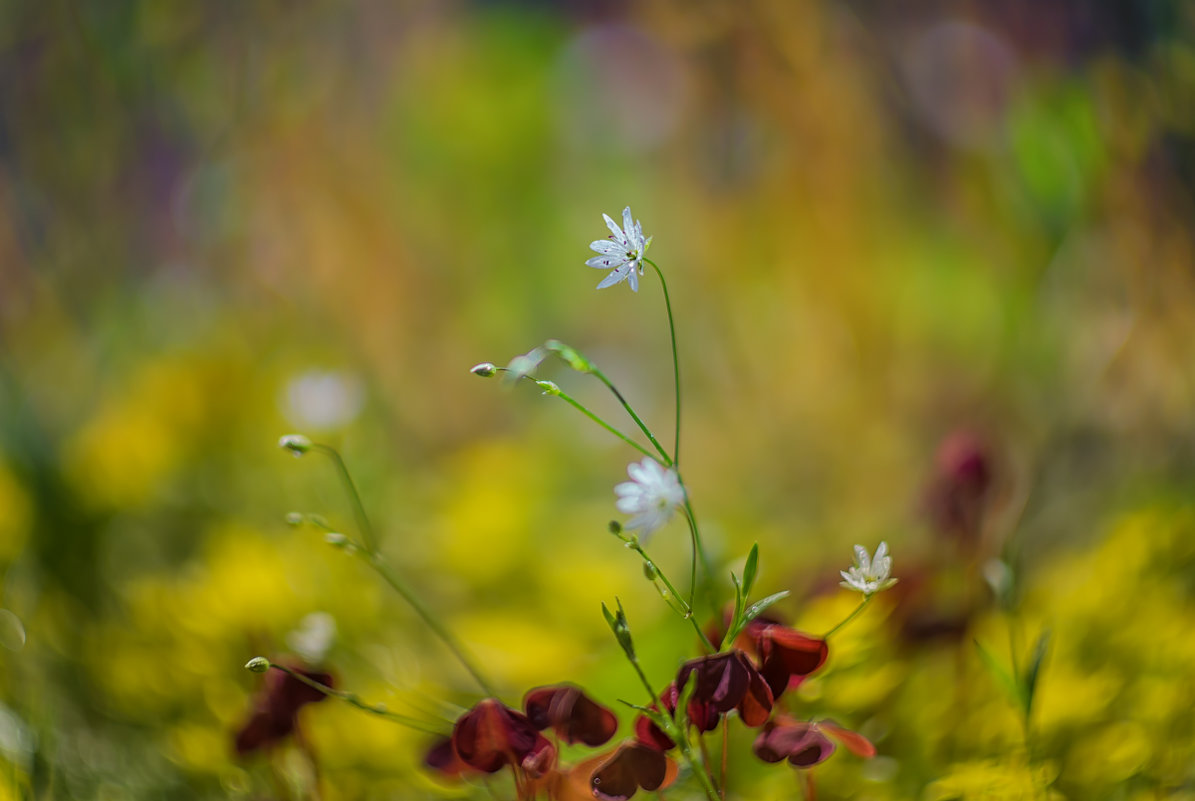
[
  {"xmin": 614, "ymin": 458, "xmax": 684, "ymax": 538},
  {"xmin": 503, "ymin": 346, "xmax": 548, "ymax": 385},
  {"xmin": 839, "ymin": 542, "xmax": 898, "ymax": 597},
  {"xmin": 585, "ymin": 206, "xmax": 653, "ymax": 292}
]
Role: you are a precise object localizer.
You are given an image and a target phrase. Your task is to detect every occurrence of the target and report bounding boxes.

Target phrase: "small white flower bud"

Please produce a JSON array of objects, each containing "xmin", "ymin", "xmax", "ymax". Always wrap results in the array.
[
  {"xmin": 470, "ymin": 362, "xmax": 498, "ymax": 377},
  {"xmin": 536, "ymin": 380, "xmax": 561, "ymax": 396},
  {"xmin": 245, "ymin": 656, "xmax": 271, "ymax": 673},
  {"xmin": 278, "ymin": 434, "xmax": 313, "ymax": 456},
  {"xmin": 324, "ymin": 532, "xmax": 349, "ymax": 548},
  {"xmin": 284, "ymin": 512, "xmax": 304, "ymax": 527}
]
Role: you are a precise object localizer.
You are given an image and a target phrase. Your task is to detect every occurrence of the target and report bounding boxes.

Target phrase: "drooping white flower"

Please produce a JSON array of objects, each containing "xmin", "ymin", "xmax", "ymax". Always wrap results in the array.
[
  {"xmin": 585, "ymin": 206, "xmax": 652, "ymax": 292},
  {"xmin": 503, "ymin": 346, "xmax": 548, "ymax": 385},
  {"xmin": 614, "ymin": 457, "xmax": 684, "ymax": 538},
  {"xmin": 839, "ymin": 542, "xmax": 898, "ymax": 597}
]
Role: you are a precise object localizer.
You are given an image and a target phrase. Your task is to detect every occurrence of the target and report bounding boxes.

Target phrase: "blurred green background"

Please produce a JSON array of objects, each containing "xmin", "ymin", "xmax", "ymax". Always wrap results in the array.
[{"xmin": 2, "ymin": 0, "xmax": 1195, "ymax": 798}]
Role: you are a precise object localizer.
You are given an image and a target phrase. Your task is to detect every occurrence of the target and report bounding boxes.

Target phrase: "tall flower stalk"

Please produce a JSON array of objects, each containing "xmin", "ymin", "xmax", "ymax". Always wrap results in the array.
[{"xmin": 279, "ymin": 436, "xmax": 497, "ymax": 697}]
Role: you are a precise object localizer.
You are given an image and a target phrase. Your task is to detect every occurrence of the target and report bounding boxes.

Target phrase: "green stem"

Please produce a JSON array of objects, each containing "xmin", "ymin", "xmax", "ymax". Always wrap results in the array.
[
  {"xmin": 679, "ymin": 491, "xmax": 717, "ymax": 615},
  {"xmin": 553, "ymin": 392, "xmax": 656, "ymax": 461},
  {"xmin": 822, "ymin": 595, "xmax": 873, "ymax": 639},
  {"xmin": 305, "ymin": 443, "xmax": 497, "ymax": 697},
  {"xmin": 269, "ymin": 664, "xmax": 445, "ymax": 734},
  {"xmin": 361, "ymin": 551, "xmax": 498, "ymax": 697},
  {"xmin": 498, "ymin": 369, "xmax": 657, "ymax": 461},
  {"xmin": 620, "ymin": 652, "xmax": 720, "ymax": 801},
  {"xmin": 591, "ymin": 367, "xmax": 672, "ymax": 466},
  {"xmin": 645, "ymin": 258, "xmax": 681, "ymax": 464},
  {"xmin": 626, "ymin": 539, "xmax": 716, "ymax": 653},
  {"xmin": 312, "ymin": 444, "xmax": 377, "ymax": 553}
]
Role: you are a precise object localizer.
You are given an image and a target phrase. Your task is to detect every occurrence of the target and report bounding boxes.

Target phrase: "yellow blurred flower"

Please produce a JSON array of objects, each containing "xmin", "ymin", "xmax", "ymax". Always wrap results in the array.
[{"xmin": 925, "ymin": 758, "xmax": 1062, "ymax": 801}]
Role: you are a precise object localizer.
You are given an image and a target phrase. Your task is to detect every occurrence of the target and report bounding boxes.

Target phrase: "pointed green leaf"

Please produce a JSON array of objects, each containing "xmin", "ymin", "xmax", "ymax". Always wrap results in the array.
[
  {"xmin": 742, "ymin": 543, "xmax": 760, "ymax": 598},
  {"xmin": 1022, "ymin": 629, "xmax": 1051, "ymax": 718},
  {"xmin": 974, "ymin": 640, "xmax": 1023, "ymax": 709},
  {"xmin": 601, "ymin": 601, "xmax": 617, "ymax": 631},
  {"xmin": 743, "ymin": 591, "xmax": 791, "ymax": 624}
]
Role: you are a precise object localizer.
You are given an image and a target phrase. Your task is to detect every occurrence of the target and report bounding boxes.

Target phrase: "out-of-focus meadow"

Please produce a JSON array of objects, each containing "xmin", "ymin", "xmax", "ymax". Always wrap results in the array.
[{"xmin": 2, "ymin": 0, "xmax": 1195, "ymax": 798}]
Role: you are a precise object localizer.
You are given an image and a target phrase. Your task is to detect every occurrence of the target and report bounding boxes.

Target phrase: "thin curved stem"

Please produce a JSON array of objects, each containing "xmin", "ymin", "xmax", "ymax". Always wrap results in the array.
[
  {"xmin": 269, "ymin": 664, "xmax": 445, "ymax": 734},
  {"xmin": 822, "ymin": 595, "xmax": 873, "ymax": 639},
  {"xmin": 361, "ymin": 551, "xmax": 497, "ymax": 697},
  {"xmin": 554, "ymin": 391, "xmax": 656, "ymax": 460},
  {"xmin": 679, "ymin": 490, "xmax": 717, "ymax": 614},
  {"xmin": 305, "ymin": 443, "xmax": 497, "ymax": 697},
  {"xmin": 497, "ymin": 368, "xmax": 657, "ymax": 461},
  {"xmin": 625, "ymin": 538, "xmax": 716, "ymax": 653},
  {"xmin": 620, "ymin": 654, "xmax": 720, "ymax": 801},
  {"xmin": 590, "ymin": 367, "xmax": 673, "ymax": 466},
  {"xmin": 312, "ymin": 444, "xmax": 376, "ymax": 553},
  {"xmin": 645, "ymin": 258, "xmax": 682, "ymax": 464}
]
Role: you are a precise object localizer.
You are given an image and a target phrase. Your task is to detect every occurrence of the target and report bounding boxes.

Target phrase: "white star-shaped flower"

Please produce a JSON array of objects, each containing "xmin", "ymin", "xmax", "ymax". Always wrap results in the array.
[
  {"xmin": 614, "ymin": 458, "xmax": 684, "ymax": 538},
  {"xmin": 585, "ymin": 206, "xmax": 652, "ymax": 292},
  {"xmin": 840, "ymin": 542, "xmax": 898, "ymax": 597}
]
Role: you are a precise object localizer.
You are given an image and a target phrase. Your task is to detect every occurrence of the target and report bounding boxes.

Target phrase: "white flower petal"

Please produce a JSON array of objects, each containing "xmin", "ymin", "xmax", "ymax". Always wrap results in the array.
[
  {"xmin": 603, "ymin": 213, "xmax": 624, "ymax": 240},
  {"xmin": 613, "ymin": 458, "xmax": 681, "ymax": 539},
  {"xmin": 853, "ymin": 545, "xmax": 870, "ymax": 571},
  {"xmin": 622, "ymin": 207, "xmax": 635, "ymax": 240},
  {"xmin": 627, "ymin": 268, "xmax": 639, "ymax": 292},
  {"xmin": 596, "ymin": 264, "xmax": 632, "ymax": 289},
  {"xmin": 590, "ymin": 239, "xmax": 624, "ymax": 256},
  {"xmin": 614, "ymin": 479, "xmax": 640, "ymax": 496},
  {"xmin": 587, "ymin": 255, "xmax": 626, "ymax": 269},
  {"xmin": 631, "ymin": 461, "xmax": 654, "ymax": 483}
]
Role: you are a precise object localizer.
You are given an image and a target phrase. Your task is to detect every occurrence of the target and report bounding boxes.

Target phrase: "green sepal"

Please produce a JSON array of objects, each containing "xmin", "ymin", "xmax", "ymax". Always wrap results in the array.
[{"xmin": 602, "ymin": 598, "xmax": 636, "ymax": 661}]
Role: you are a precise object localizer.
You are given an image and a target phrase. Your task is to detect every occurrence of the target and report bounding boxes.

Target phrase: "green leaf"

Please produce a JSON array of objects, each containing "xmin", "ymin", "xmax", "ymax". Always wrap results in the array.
[
  {"xmin": 1021, "ymin": 629, "xmax": 1051, "ymax": 718},
  {"xmin": 743, "ymin": 591, "xmax": 790, "ymax": 624},
  {"xmin": 742, "ymin": 543, "xmax": 759, "ymax": 598},
  {"xmin": 974, "ymin": 640, "xmax": 1022, "ymax": 709}
]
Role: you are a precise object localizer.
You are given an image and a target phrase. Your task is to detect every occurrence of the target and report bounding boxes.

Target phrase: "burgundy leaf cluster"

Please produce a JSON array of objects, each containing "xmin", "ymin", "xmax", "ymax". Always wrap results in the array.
[
  {"xmin": 631, "ymin": 617, "xmax": 874, "ymax": 781},
  {"xmin": 636, "ymin": 620, "xmax": 828, "ymax": 750},
  {"xmin": 425, "ymin": 684, "xmax": 671, "ymax": 801}
]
